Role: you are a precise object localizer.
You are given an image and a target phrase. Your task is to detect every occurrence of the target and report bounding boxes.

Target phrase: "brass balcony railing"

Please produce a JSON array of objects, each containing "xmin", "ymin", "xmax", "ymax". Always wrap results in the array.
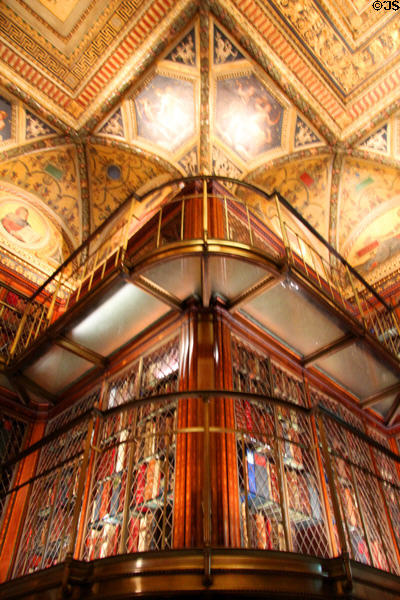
[
  {"xmin": 1, "ymin": 390, "xmax": 399, "ymax": 580},
  {"xmin": 0, "ymin": 176, "xmax": 399, "ymax": 363}
]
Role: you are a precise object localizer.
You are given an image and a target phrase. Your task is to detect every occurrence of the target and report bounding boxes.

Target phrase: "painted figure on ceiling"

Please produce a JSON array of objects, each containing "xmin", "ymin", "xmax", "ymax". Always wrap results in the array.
[
  {"xmin": 354, "ymin": 208, "xmax": 400, "ymax": 275},
  {"xmin": 1, "ymin": 207, "xmax": 41, "ymax": 244},
  {"xmin": 216, "ymin": 74, "xmax": 283, "ymax": 160}
]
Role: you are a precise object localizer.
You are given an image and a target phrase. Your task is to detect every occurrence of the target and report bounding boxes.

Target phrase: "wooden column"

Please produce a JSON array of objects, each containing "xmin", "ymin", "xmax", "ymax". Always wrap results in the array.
[
  {"xmin": 173, "ymin": 304, "xmax": 203, "ymax": 548},
  {"xmin": 212, "ymin": 307, "xmax": 241, "ymax": 547}
]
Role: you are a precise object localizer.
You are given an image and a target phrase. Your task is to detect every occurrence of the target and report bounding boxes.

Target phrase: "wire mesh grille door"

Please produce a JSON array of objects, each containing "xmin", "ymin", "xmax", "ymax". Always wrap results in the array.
[
  {"xmin": 82, "ymin": 399, "xmax": 177, "ymax": 559},
  {"xmin": 13, "ymin": 414, "xmax": 90, "ymax": 576},
  {"xmin": 320, "ymin": 412, "xmax": 400, "ymax": 574},
  {"xmin": 82, "ymin": 339, "xmax": 180, "ymax": 559},
  {"xmin": 235, "ymin": 398, "xmax": 330, "ymax": 557},
  {"xmin": 232, "ymin": 337, "xmax": 329, "ymax": 557}
]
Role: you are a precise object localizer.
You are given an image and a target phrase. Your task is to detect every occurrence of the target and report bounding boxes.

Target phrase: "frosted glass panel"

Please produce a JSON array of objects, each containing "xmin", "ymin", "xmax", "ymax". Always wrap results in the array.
[
  {"xmin": 208, "ymin": 256, "xmax": 268, "ymax": 300},
  {"xmin": 315, "ymin": 341, "xmax": 400, "ymax": 400},
  {"xmin": 140, "ymin": 256, "xmax": 201, "ymax": 300},
  {"xmin": 24, "ymin": 347, "xmax": 93, "ymax": 394},
  {"xmin": 242, "ymin": 279, "xmax": 347, "ymax": 356},
  {"xmin": 67, "ymin": 281, "xmax": 170, "ymax": 355}
]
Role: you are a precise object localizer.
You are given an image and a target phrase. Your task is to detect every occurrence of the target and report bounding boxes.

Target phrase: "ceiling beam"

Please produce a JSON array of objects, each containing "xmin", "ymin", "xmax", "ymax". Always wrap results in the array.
[
  {"xmin": 132, "ymin": 275, "xmax": 182, "ymax": 310},
  {"xmin": 55, "ymin": 336, "xmax": 107, "ymax": 368},
  {"xmin": 16, "ymin": 374, "xmax": 57, "ymax": 405},
  {"xmin": 361, "ymin": 382, "xmax": 400, "ymax": 409},
  {"xmin": 229, "ymin": 275, "xmax": 284, "ymax": 312},
  {"xmin": 301, "ymin": 333, "xmax": 356, "ymax": 367}
]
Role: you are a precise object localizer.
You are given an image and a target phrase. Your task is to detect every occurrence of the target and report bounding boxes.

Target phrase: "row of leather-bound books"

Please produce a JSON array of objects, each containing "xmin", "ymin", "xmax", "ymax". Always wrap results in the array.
[
  {"xmin": 241, "ymin": 502, "xmax": 286, "ymax": 550},
  {"xmin": 90, "ymin": 455, "xmax": 170, "ymax": 526},
  {"xmin": 246, "ymin": 448, "xmax": 321, "ymax": 519},
  {"xmin": 237, "ymin": 401, "xmax": 304, "ymax": 469},
  {"xmin": 85, "ymin": 508, "xmax": 169, "ymax": 559}
]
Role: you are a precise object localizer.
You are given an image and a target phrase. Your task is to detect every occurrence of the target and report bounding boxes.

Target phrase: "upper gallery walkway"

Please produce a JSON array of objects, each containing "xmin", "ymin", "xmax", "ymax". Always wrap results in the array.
[{"xmin": 0, "ymin": 176, "xmax": 399, "ymax": 423}]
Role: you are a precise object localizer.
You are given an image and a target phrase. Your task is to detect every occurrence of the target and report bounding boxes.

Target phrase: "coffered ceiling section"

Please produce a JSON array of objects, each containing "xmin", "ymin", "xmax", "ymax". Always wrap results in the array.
[{"xmin": 0, "ymin": 0, "xmax": 399, "ymax": 138}]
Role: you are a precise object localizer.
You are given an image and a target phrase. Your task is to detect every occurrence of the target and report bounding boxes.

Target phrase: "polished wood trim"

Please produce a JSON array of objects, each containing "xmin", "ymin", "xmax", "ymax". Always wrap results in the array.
[{"xmin": 1, "ymin": 550, "xmax": 400, "ymax": 599}]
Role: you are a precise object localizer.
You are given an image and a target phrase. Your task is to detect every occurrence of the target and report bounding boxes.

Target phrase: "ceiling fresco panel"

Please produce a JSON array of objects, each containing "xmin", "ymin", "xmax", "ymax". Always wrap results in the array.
[
  {"xmin": 133, "ymin": 73, "xmax": 196, "ymax": 152},
  {"xmin": 0, "ymin": 146, "xmax": 81, "ymax": 246},
  {"xmin": 338, "ymin": 156, "xmax": 400, "ymax": 282},
  {"xmin": 244, "ymin": 156, "xmax": 332, "ymax": 240},
  {"xmin": 215, "ymin": 73, "xmax": 284, "ymax": 162},
  {"xmin": 87, "ymin": 143, "xmax": 179, "ymax": 230}
]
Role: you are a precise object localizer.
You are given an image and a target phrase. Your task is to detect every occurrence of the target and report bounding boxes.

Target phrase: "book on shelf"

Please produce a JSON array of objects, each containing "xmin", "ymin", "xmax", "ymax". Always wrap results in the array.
[
  {"xmin": 343, "ymin": 487, "xmax": 359, "ymax": 528},
  {"xmin": 241, "ymin": 501, "xmax": 248, "ymax": 547},
  {"xmin": 144, "ymin": 459, "xmax": 161, "ymax": 502},
  {"xmin": 246, "ymin": 449, "xmax": 272, "ymax": 502},
  {"xmin": 254, "ymin": 513, "xmax": 273, "ymax": 550},
  {"xmin": 268, "ymin": 462, "xmax": 280, "ymax": 504},
  {"xmin": 350, "ymin": 528, "xmax": 369, "ymax": 564},
  {"xmin": 306, "ymin": 475, "xmax": 321, "ymax": 520},
  {"xmin": 286, "ymin": 469, "xmax": 300, "ymax": 512},
  {"xmin": 135, "ymin": 463, "xmax": 147, "ymax": 505}
]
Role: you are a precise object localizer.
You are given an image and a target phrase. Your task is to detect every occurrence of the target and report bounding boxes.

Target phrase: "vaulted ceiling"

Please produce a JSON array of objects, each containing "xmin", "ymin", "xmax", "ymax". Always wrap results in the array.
[{"xmin": 0, "ymin": 0, "xmax": 400, "ymax": 286}]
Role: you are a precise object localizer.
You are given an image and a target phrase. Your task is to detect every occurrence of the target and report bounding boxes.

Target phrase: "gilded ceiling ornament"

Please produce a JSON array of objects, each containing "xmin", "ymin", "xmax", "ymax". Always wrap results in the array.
[
  {"xmin": 213, "ymin": 27, "xmax": 243, "ymax": 64},
  {"xmin": 179, "ymin": 148, "xmax": 198, "ymax": 175},
  {"xmin": 212, "ymin": 145, "xmax": 242, "ymax": 184},
  {"xmin": 359, "ymin": 125, "xmax": 388, "ymax": 154},
  {"xmin": 99, "ymin": 109, "xmax": 125, "ymax": 138},
  {"xmin": 166, "ymin": 30, "xmax": 196, "ymax": 66},
  {"xmin": 294, "ymin": 117, "xmax": 320, "ymax": 148},
  {"xmin": 25, "ymin": 112, "xmax": 56, "ymax": 139}
]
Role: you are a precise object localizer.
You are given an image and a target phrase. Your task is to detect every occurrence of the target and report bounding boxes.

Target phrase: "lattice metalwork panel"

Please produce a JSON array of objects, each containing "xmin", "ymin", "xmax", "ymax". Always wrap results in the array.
[
  {"xmin": 106, "ymin": 362, "xmax": 140, "ymax": 409},
  {"xmin": 271, "ymin": 363, "xmax": 307, "ymax": 406},
  {"xmin": 322, "ymin": 413, "xmax": 371, "ymax": 471},
  {"xmin": 338, "ymin": 404, "xmax": 364, "ymax": 433},
  {"xmin": 366, "ymin": 427, "xmax": 391, "ymax": 450},
  {"xmin": 82, "ymin": 399, "xmax": 177, "ymax": 560},
  {"xmin": 13, "ymin": 456, "xmax": 82, "ymax": 576},
  {"xmin": 46, "ymin": 391, "xmax": 98, "ymax": 434},
  {"xmin": 37, "ymin": 414, "xmax": 90, "ymax": 477},
  {"xmin": 318, "ymin": 446, "xmax": 342, "ymax": 557},
  {"xmin": 309, "ymin": 388, "xmax": 339, "ymax": 415},
  {"xmin": 319, "ymin": 412, "xmax": 400, "ymax": 573},
  {"xmin": 231, "ymin": 337, "xmax": 272, "ymax": 395},
  {"xmin": 225, "ymin": 201, "xmax": 252, "ymax": 246},
  {"xmin": 0, "ymin": 414, "xmax": 27, "ymax": 519},
  {"xmin": 140, "ymin": 339, "xmax": 179, "ymax": 398}
]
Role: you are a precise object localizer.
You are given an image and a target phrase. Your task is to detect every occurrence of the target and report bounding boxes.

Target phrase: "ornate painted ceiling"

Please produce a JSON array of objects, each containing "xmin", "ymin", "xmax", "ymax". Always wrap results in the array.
[{"xmin": 0, "ymin": 0, "xmax": 400, "ymax": 286}]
